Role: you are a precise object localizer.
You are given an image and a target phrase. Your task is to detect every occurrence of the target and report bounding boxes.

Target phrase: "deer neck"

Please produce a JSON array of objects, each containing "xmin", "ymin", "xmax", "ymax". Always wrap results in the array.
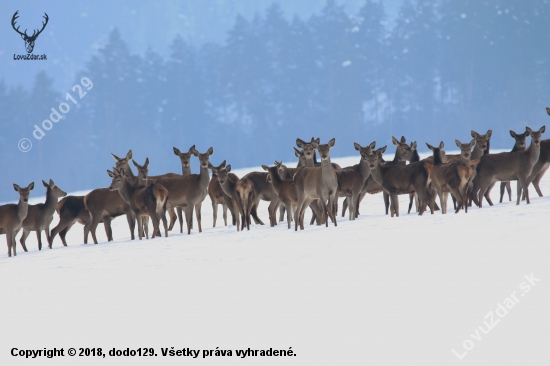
[
  {"xmin": 303, "ymin": 158, "xmax": 315, "ymax": 167},
  {"xmin": 432, "ymin": 150, "xmax": 445, "ymax": 165},
  {"xmin": 358, "ymin": 158, "xmax": 371, "ymax": 179},
  {"xmin": 370, "ymin": 162, "xmax": 387, "ymax": 186},
  {"xmin": 17, "ymin": 196, "xmax": 29, "ymax": 221},
  {"xmin": 182, "ymin": 166, "xmax": 191, "ymax": 176},
  {"xmin": 409, "ymin": 150, "xmax": 420, "ymax": 163},
  {"xmin": 527, "ymin": 140, "xmax": 541, "ymax": 165},
  {"xmin": 44, "ymin": 188, "xmax": 58, "ymax": 212},
  {"xmin": 268, "ymin": 170, "xmax": 284, "ymax": 194},
  {"xmin": 117, "ymin": 179, "xmax": 137, "ymax": 204},
  {"xmin": 199, "ymin": 164, "xmax": 210, "ymax": 190},
  {"xmin": 471, "ymin": 146, "xmax": 485, "ymax": 160},
  {"xmin": 220, "ymin": 177, "xmax": 236, "ymax": 197}
]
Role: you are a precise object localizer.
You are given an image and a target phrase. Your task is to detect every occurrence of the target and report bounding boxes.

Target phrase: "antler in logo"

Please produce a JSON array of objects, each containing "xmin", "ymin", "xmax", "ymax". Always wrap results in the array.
[{"xmin": 12, "ymin": 11, "xmax": 49, "ymax": 54}]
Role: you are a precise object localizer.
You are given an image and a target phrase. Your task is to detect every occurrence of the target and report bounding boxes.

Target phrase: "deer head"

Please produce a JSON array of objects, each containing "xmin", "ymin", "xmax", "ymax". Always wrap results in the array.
[{"xmin": 12, "ymin": 11, "xmax": 49, "ymax": 54}]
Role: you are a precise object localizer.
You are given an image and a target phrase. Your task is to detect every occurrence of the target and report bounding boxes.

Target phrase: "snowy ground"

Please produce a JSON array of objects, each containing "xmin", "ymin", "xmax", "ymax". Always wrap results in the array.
[{"xmin": 1, "ymin": 151, "xmax": 549, "ymax": 365}]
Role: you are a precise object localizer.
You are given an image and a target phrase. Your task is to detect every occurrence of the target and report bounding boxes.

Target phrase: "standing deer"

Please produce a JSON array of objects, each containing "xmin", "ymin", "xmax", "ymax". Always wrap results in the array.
[
  {"xmin": 365, "ymin": 147, "xmax": 435, "ymax": 217},
  {"xmin": 499, "ymin": 129, "xmax": 529, "ymax": 203},
  {"xmin": 19, "ymin": 180, "xmax": 67, "ymax": 251},
  {"xmin": 108, "ymin": 164, "xmax": 169, "ymax": 240},
  {"xmin": 426, "ymin": 142, "xmax": 473, "ymax": 214},
  {"xmin": 84, "ymin": 150, "xmax": 137, "ymax": 244},
  {"xmin": 216, "ymin": 165, "xmax": 244, "ymax": 231},
  {"xmin": 472, "ymin": 126, "xmax": 545, "ymax": 207},
  {"xmin": 0, "ymin": 182, "xmax": 34, "ymax": 257},
  {"xmin": 154, "ymin": 147, "xmax": 213, "ymax": 234},
  {"xmin": 293, "ymin": 138, "xmax": 338, "ymax": 230},
  {"xmin": 49, "ymin": 196, "xmax": 94, "ymax": 248},
  {"xmin": 524, "ymin": 109, "xmax": 550, "ymax": 198},
  {"xmin": 208, "ymin": 160, "xmax": 236, "ymax": 227},
  {"xmin": 263, "ymin": 165, "xmax": 299, "ymax": 229},
  {"xmin": 336, "ymin": 142, "xmax": 376, "ymax": 220}
]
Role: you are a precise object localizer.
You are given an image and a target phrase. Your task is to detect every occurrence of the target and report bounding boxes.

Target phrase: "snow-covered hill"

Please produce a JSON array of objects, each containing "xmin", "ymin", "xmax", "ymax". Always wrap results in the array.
[{"xmin": 1, "ymin": 152, "xmax": 549, "ymax": 365}]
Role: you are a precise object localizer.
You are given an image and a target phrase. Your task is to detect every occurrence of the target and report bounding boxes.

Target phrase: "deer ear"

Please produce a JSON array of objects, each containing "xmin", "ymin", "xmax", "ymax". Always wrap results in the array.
[
  {"xmin": 509, "ymin": 130, "xmax": 516, "ymax": 138},
  {"xmin": 126, "ymin": 150, "xmax": 133, "ymax": 160},
  {"xmin": 540, "ymin": 125, "xmax": 546, "ymax": 134},
  {"xmin": 42, "ymin": 180, "xmax": 49, "ymax": 188},
  {"xmin": 379, "ymin": 146, "xmax": 387, "ymax": 155},
  {"xmin": 471, "ymin": 130, "xmax": 478, "ymax": 139},
  {"xmin": 145, "ymin": 157, "xmax": 149, "ymax": 167},
  {"xmin": 314, "ymin": 137, "xmax": 320, "ymax": 144},
  {"xmin": 369, "ymin": 141, "xmax": 376, "ymax": 149},
  {"xmin": 426, "ymin": 143, "xmax": 435, "ymax": 151},
  {"xmin": 28, "ymin": 182, "xmax": 34, "ymax": 190},
  {"xmin": 400, "ymin": 136, "xmax": 406, "ymax": 143},
  {"xmin": 207, "ymin": 162, "xmax": 213, "ymax": 170},
  {"xmin": 226, "ymin": 165, "xmax": 232, "ymax": 173},
  {"xmin": 173, "ymin": 147, "xmax": 181, "ymax": 156},
  {"xmin": 455, "ymin": 140, "xmax": 462, "ymax": 148},
  {"xmin": 13, "ymin": 184, "xmax": 20, "ymax": 192},
  {"xmin": 439, "ymin": 141, "xmax": 444, "ymax": 149},
  {"xmin": 132, "ymin": 159, "xmax": 139, "ymax": 168},
  {"xmin": 526, "ymin": 126, "xmax": 533, "ymax": 135},
  {"xmin": 353, "ymin": 142, "xmax": 362, "ymax": 151},
  {"xmin": 296, "ymin": 138, "xmax": 306, "ymax": 148},
  {"xmin": 207, "ymin": 147, "xmax": 214, "ymax": 155},
  {"xmin": 111, "ymin": 152, "xmax": 121, "ymax": 161},
  {"xmin": 189, "ymin": 145, "xmax": 196, "ymax": 153},
  {"xmin": 220, "ymin": 160, "xmax": 227, "ymax": 169},
  {"xmin": 391, "ymin": 136, "xmax": 399, "ymax": 146},
  {"xmin": 410, "ymin": 141, "xmax": 417, "ymax": 150},
  {"xmin": 328, "ymin": 138, "xmax": 335, "ymax": 147},
  {"xmin": 107, "ymin": 170, "xmax": 115, "ymax": 178},
  {"xmin": 261, "ymin": 165, "xmax": 269, "ymax": 171},
  {"xmin": 293, "ymin": 147, "xmax": 301, "ymax": 157},
  {"xmin": 49, "ymin": 179, "xmax": 54, "ymax": 186},
  {"xmin": 470, "ymin": 139, "xmax": 476, "ymax": 147},
  {"xmin": 486, "ymin": 130, "xmax": 493, "ymax": 139}
]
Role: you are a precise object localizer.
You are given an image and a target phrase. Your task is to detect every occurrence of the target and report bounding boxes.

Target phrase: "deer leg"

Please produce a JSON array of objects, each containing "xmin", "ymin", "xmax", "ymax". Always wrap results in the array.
[
  {"xmin": 7, "ymin": 231, "xmax": 14, "ymax": 257},
  {"xmin": 57, "ymin": 224, "xmax": 73, "ymax": 247},
  {"xmin": 125, "ymin": 211, "xmax": 136, "ymax": 240},
  {"xmin": 329, "ymin": 193, "xmax": 338, "ymax": 227},
  {"xmin": 195, "ymin": 203, "xmax": 203, "ymax": 233},
  {"xmin": 212, "ymin": 200, "xmax": 218, "ymax": 228},
  {"xmin": 50, "ymin": 220, "xmax": 70, "ymax": 248},
  {"xmin": 268, "ymin": 199, "xmax": 278, "ymax": 227},
  {"xmin": 184, "ymin": 206, "xmax": 193, "ymax": 235},
  {"xmin": 342, "ymin": 197, "xmax": 349, "ymax": 217},
  {"xmin": 222, "ymin": 202, "xmax": 228, "ymax": 227},
  {"xmin": 285, "ymin": 203, "xmax": 293, "ymax": 229},
  {"xmin": 391, "ymin": 193, "xmax": 399, "ymax": 217},
  {"xmin": 167, "ymin": 206, "xmax": 176, "ymax": 231},
  {"xmin": 36, "ymin": 229, "xmax": 44, "ymax": 251},
  {"xmin": 384, "ymin": 192, "xmax": 390, "ymax": 215},
  {"xmin": 102, "ymin": 216, "xmax": 113, "ymax": 242},
  {"xmin": 19, "ymin": 229, "xmax": 30, "ymax": 252},
  {"xmin": 279, "ymin": 205, "xmax": 286, "ymax": 222},
  {"xmin": 518, "ymin": 176, "xmax": 530, "ymax": 205}
]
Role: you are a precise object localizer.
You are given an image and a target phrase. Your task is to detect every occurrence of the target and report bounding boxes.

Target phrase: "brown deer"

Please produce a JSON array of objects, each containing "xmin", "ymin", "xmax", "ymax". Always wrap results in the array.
[
  {"xmin": 293, "ymin": 138, "xmax": 338, "ymax": 230},
  {"xmin": 215, "ymin": 164, "xmax": 242, "ymax": 229},
  {"xmin": 263, "ymin": 165, "xmax": 298, "ymax": 229},
  {"xmin": 154, "ymin": 147, "xmax": 213, "ymax": 234},
  {"xmin": 426, "ymin": 142, "xmax": 473, "ymax": 214},
  {"xmin": 472, "ymin": 126, "xmax": 545, "ymax": 207},
  {"xmin": 336, "ymin": 142, "xmax": 376, "ymax": 220},
  {"xmin": 208, "ymin": 160, "xmax": 236, "ymax": 227},
  {"xmin": 84, "ymin": 150, "xmax": 137, "ymax": 244},
  {"xmin": 234, "ymin": 178, "xmax": 256, "ymax": 231},
  {"xmin": 365, "ymin": 147, "xmax": 435, "ymax": 217},
  {"xmin": 0, "ymin": 182, "xmax": 34, "ymax": 257},
  {"xmin": 499, "ymin": 129, "xmax": 529, "ymax": 203},
  {"xmin": 108, "ymin": 164, "xmax": 169, "ymax": 239},
  {"xmin": 49, "ymin": 196, "xmax": 95, "ymax": 248},
  {"xmin": 19, "ymin": 180, "xmax": 67, "ymax": 251},
  {"xmin": 523, "ymin": 108, "xmax": 550, "ymax": 198}
]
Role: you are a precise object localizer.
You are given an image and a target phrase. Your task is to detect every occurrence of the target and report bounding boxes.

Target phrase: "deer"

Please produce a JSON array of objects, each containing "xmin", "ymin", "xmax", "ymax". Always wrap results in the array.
[
  {"xmin": 499, "ymin": 129, "xmax": 529, "ymax": 203},
  {"xmin": 426, "ymin": 142, "xmax": 473, "ymax": 214},
  {"xmin": 49, "ymin": 196, "xmax": 95, "ymax": 248},
  {"xmin": 84, "ymin": 150, "xmax": 138, "ymax": 244},
  {"xmin": 208, "ymin": 160, "xmax": 236, "ymax": 227},
  {"xmin": 108, "ymin": 162, "xmax": 169, "ymax": 240},
  {"xmin": 0, "ymin": 182, "xmax": 34, "ymax": 257},
  {"xmin": 364, "ymin": 147, "xmax": 435, "ymax": 217},
  {"xmin": 153, "ymin": 147, "xmax": 213, "ymax": 235},
  {"xmin": 234, "ymin": 178, "xmax": 256, "ymax": 231},
  {"xmin": 216, "ymin": 164, "xmax": 247, "ymax": 231},
  {"xmin": 522, "ymin": 109, "xmax": 550, "ymax": 198},
  {"xmin": 293, "ymin": 138, "xmax": 338, "ymax": 231},
  {"xmin": 19, "ymin": 180, "xmax": 67, "ymax": 251},
  {"xmin": 472, "ymin": 126, "xmax": 546, "ymax": 207},
  {"xmin": 335, "ymin": 142, "xmax": 376, "ymax": 220},
  {"xmin": 263, "ymin": 165, "xmax": 299, "ymax": 229},
  {"xmin": 11, "ymin": 11, "xmax": 48, "ymax": 54}
]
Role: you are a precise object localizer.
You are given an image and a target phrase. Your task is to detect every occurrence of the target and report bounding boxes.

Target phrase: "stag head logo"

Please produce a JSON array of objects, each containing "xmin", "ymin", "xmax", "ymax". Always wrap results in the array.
[{"xmin": 11, "ymin": 11, "xmax": 49, "ymax": 54}]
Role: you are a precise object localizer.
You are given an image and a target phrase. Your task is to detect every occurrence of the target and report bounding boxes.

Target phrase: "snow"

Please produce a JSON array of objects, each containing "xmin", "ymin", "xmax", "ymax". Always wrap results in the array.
[{"xmin": 1, "ymin": 151, "xmax": 549, "ymax": 365}]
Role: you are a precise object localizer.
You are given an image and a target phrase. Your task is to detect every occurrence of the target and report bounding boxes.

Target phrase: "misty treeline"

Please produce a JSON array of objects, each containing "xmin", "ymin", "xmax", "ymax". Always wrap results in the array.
[{"xmin": 1, "ymin": 0, "xmax": 549, "ymax": 200}]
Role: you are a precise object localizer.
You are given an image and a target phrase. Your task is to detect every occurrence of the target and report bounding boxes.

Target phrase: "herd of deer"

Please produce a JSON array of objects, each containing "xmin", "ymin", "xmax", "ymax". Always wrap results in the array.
[{"xmin": 1, "ymin": 109, "xmax": 549, "ymax": 257}]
